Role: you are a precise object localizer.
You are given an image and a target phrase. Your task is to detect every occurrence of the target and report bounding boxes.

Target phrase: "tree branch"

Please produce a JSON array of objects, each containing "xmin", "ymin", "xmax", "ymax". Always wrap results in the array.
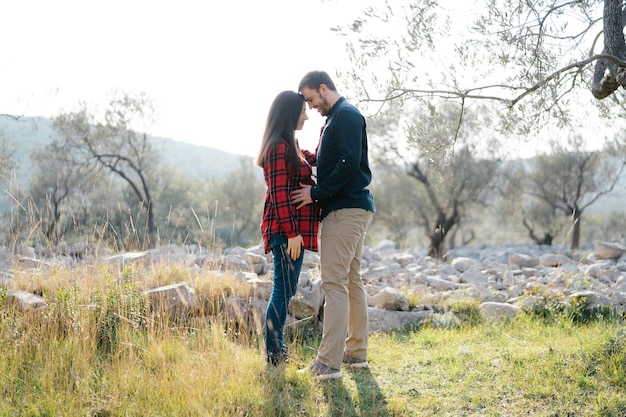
[{"xmin": 358, "ymin": 54, "xmax": 626, "ymax": 109}]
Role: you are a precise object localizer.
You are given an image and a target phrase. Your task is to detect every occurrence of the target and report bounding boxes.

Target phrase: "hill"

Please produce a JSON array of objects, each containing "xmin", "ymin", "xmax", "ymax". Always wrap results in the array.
[
  {"xmin": 0, "ymin": 115, "xmax": 623, "ymax": 217},
  {"xmin": 0, "ymin": 116, "xmax": 250, "ymax": 188}
]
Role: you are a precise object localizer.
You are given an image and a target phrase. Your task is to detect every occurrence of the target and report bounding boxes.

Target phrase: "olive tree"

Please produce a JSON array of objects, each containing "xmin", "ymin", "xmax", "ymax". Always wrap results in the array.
[
  {"xmin": 526, "ymin": 134, "xmax": 626, "ymax": 249},
  {"xmin": 336, "ymin": 0, "xmax": 626, "ymax": 133},
  {"xmin": 369, "ymin": 163, "xmax": 425, "ymax": 248},
  {"xmin": 207, "ymin": 157, "xmax": 265, "ymax": 248},
  {"xmin": 368, "ymin": 101, "xmax": 503, "ymax": 258},
  {"xmin": 52, "ymin": 93, "xmax": 160, "ymax": 248},
  {"xmin": 331, "ymin": 0, "xmax": 626, "ymax": 251},
  {"xmin": 151, "ymin": 167, "xmax": 211, "ymax": 245}
]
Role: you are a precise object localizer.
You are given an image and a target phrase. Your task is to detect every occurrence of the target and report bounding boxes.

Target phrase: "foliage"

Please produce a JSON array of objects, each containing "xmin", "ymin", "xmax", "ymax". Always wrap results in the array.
[
  {"xmin": 28, "ymin": 140, "xmax": 124, "ymax": 244},
  {"xmin": 0, "ymin": 131, "xmax": 15, "ymax": 187},
  {"xmin": 337, "ymin": 0, "xmax": 626, "ymax": 134},
  {"xmin": 151, "ymin": 167, "xmax": 212, "ymax": 245},
  {"xmin": 526, "ymin": 134, "xmax": 626, "ymax": 249},
  {"xmin": 366, "ymin": 101, "xmax": 505, "ymax": 257},
  {"xmin": 584, "ymin": 209, "xmax": 626, "ymax": 241},
  {"xmin": 52, "ymin": 93, "xmax": 161, "ymax": 248},
  {"xmin": 0, "ymin": 114, "xmax": 267, "ymax": 251},
  {"xmin": 369, "ymin": 163, "xmax": 425, "ymax": 247},
  {"xmin": 334, "ymin": 0, "xmax": 626, "ymax": 252},
  {"xmin": 523, "ymin": 292, "xmax": 622, "ymax": 325},
  {"xmin": 90, "ymin": 266, "xmax": 147, "ymax": 355},
  {"xmin": 207, "ymin": 157, "xmax": 265, "ymax": 248}
]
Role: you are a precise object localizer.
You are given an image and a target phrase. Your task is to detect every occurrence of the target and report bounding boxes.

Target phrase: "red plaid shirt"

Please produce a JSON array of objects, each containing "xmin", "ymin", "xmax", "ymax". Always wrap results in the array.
[{"xmin": 260, "ymin": 140, "xmax": 319, "ymax": 254}]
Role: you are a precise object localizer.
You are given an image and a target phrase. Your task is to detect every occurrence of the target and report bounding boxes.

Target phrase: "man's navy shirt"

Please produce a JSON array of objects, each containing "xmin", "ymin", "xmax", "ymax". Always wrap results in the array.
[{"xmin": 310, "ymin": 97, "xmax": 375, "ymax": 220}]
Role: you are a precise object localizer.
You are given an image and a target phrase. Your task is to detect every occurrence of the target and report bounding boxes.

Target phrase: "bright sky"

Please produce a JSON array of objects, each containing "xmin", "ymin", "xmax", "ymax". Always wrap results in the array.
[
  {"xmin": 2, "ymin": 0, "xmax": 603, "ymax": 160},
  {"xmin": 1, "ymin": 0, "xmax": 358, "ymax": 156}
]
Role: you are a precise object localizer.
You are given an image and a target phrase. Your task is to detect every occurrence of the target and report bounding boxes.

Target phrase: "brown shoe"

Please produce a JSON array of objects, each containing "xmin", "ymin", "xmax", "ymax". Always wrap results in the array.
[
  {"xmin": 342, "ymin": 354, "xmax": 368, "ymax": 368},
  {"xmin": 297, "ymin": 360, "xmax": 342, "ymax": 380}
]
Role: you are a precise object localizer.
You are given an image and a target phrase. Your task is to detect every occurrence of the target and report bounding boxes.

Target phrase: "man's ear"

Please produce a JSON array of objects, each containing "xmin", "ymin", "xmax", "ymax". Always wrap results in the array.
[{"xmin": 319, "ymin": 84, "xmax": 328, "ymax": 96}]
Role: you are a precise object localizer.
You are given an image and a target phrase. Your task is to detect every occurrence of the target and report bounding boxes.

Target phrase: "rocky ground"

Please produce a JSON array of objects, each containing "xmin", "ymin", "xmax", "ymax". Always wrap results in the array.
[{"xmin": 2, "ymin": 238, "xmax": 626, "ymax": 333}]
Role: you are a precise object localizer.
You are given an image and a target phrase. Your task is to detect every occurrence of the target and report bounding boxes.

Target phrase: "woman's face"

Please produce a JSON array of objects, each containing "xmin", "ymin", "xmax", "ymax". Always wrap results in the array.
[{"xmin": 296, "ymin": 102, "xmax": 308, "ymax": 131}]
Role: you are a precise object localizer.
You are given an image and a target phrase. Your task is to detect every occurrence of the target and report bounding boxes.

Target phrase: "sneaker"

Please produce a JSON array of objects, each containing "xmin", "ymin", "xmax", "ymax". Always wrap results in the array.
[
  {"xmin": 297, "ymin": 360, "xmax": 342, "ymax": 380},
  {"xmin": 342, "ymin": 354, "xmax": 368, "ymax": 368}
]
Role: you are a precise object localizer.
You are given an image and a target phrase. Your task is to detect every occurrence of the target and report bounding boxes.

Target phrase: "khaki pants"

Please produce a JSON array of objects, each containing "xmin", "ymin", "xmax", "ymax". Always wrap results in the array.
[{"xmin": 316, "ymin": 208, "xmax": 373, "ymax": 369}]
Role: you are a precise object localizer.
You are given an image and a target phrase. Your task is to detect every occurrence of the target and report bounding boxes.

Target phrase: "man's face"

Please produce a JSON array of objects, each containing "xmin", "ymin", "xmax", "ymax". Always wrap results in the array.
[{"xmin": 300, "ymin": 85, "xmax": 331, "ymax": 117}]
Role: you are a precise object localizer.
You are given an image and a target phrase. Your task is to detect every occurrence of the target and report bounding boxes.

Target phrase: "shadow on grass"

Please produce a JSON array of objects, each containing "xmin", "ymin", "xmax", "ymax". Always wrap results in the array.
[
  {"xmin": 321, "ymin": 378, "xmax": 358, "ymax": 417},
  {"xmin": 347, "ymin": 367, "xmax": 391, "ymax": 417},
  {"xmin": 318, "ymin": 367, "xmax": 391, "ymax": 417}
]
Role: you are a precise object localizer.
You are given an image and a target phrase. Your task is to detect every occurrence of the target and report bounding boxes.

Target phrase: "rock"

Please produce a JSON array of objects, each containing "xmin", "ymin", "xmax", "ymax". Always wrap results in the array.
[
  {"xmin": 221, "ymin": 254, "xmax": 249, "ymax": 271},
  {"xmin": 565, "ymin": 291, "xmax": 618, "ymax": 310},
  {"xmin": 460, "ymin": 267, "xmax": 489, "ymax": 284},
  {"xmin": 424, "ymin": 275, "xmax": 459, "ymax": 291},
  {"xmin": 244, "ymin": 252, "xmax": 267, "ymax": 275},
  {"xmin": 392, "ymin": 253, "xmax": 417, "ymax": 268},
  {"xmin": 369, "ymin": 287, "xmax": 410, "ymax": 311},
  {"xmin": 5, "ymin": 238, "xmax": 626, "ymax": 335},
  {"xmin": 107, "ymin": 251, "xmax": 149, "ymax": 264},
  {"xmin": 148, "ymin": 244, "xmax": 190, "ymax": 264},
  {"xmin": 224, "ymin": 295, "xmax": 267, "ymax": 334},
  {"xmin": 373, "ymin": 239, "xmax": 396, "ymax": 252},
  {"xmin": 539, "ymin": 253, "xmax": 572, "ymax": 267},
  {"xmin": 479, "ymin": 302, "xmax": 520, "ymax": 320},
  {"xmin": 6, "ymin": 290, "xmax": 47, "ymax": 312},
  {"xmin": 144, "ymin": 282, "xmax": 200, "ymax": 315},
  {"xmin": 291, "ymin": 274, "xmax": 324, "ymax": 320},
  {"xmin": 508, "ymin": 253, "xmax": 539, "ymax": 268},
  {"xmin": 367, "ymin": 307, "xmax": 432, "ymax": 333},
  {"xmin": 451, "ymin": 257, "xmax": 481, "ymax": 273},
  {"xmin": 594, "ymin": 241, "xmax": 626, "ymax": 260}
]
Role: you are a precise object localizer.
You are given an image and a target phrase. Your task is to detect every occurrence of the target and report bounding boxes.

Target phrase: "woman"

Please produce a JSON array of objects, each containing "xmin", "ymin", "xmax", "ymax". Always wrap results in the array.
[{"xmin": 256, "ymin": 90, "xmax": 319, "ymax": 366}]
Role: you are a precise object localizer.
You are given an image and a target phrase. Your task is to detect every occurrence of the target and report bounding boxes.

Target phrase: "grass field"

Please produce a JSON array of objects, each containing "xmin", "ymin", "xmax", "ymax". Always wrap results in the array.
[{"xmin": 0, "ymin": 263, "xmax": 624, "ymax": 416}]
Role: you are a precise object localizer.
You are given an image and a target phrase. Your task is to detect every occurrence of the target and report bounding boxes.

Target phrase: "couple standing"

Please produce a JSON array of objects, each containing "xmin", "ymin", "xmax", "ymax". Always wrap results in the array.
[{"xmin": 256, "ymin": 71, "xmax": 375, "ymax": 380}]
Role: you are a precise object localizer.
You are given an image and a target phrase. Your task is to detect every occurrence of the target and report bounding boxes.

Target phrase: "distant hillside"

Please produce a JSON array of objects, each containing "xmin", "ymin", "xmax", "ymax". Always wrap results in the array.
[
  {"xmin": 0, "ymin": 116, "xmax": 250, "ymax": 188},
  {"xmin": 1, "ymin": 116, "xmax": 623, "ymax": 217}
]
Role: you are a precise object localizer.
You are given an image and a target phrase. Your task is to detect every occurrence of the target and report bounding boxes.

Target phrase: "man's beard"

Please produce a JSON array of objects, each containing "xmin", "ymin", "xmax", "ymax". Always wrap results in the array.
[{"xmin": 319, "ymin": 96, "xmax": 330, "ymax": 116}]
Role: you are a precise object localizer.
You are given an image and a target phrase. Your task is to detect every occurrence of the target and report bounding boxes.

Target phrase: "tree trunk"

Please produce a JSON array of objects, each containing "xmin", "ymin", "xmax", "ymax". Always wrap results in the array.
[
  {"xmin": 427, "ymin": 207, "xmax": 459, "ymax": 260},
  {"xmin": 146, "ymin": 198, "xmax": 156, "ymax": 249},
  {"xmin": 591, "ymin": 0, "xmax": 626, "ymax": 98},
  {"xmin": 571, "ymin": 209, "xmax": 581, "ymax": 250},
  {"xmin": 427, "ymin": 226, "xmax": 447, "ymax": 259}
]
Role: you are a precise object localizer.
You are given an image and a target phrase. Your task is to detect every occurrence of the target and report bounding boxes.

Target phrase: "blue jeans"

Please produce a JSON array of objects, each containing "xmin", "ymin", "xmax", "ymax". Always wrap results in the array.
[{"xmin": 265, "ymin": 234, "xmax": 303, "ymax": 364}]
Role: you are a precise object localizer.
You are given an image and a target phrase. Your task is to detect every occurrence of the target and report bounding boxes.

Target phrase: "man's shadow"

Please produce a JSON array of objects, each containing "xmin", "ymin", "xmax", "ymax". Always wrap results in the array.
[
  {"xmin": 321, "ymin": 367, "xmax": 391, "ymax": 417},
  {"xmin": 321, "ymin": 378, "xmax": 358, "ymax": 417}
]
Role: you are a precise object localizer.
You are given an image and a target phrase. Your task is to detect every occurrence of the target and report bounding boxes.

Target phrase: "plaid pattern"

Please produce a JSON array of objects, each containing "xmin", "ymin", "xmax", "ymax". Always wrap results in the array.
[{"xmin": 261, "ymin": 140, "xmax": 319, "ymax": 254}]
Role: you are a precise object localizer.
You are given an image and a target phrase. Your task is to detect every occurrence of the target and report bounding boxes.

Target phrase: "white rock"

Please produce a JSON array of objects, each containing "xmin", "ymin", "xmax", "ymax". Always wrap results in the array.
[
  {"xmin": 479, "ymin": 302, "xmax": 520, "ymax": 320},
  {"xmin": 539, "ymin": 253, "xmax": 572, "ymax": 267},
  {"xmin": 369, "ymin": 287, "xmax": 410, "ymax": 311},
  {"xmin": 508, "ymin": 253, "xmax": 539, "ymax": 268},
  {"xmin": 7, "ymin": 290, "xmax": 47, "ymax": 312},
  {"xmin": 594, "ymin": 241, "xmax": 626, "ymax": 260},
  {"xmin": 451, "ymin": 257, "xmax": 481, "ymax": 273}
]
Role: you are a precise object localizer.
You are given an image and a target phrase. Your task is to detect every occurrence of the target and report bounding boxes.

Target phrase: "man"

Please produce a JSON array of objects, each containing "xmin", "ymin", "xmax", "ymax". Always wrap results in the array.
[{"xmin": 292, "ymin": 70, "xmax": 375, "ymax": 380}]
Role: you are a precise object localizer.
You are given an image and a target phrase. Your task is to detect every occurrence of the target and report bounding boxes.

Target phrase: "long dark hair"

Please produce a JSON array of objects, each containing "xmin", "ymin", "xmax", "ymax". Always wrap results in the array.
[{"xmin": 256, "ymin": 90, "xmax": 303, "ymax": 171}]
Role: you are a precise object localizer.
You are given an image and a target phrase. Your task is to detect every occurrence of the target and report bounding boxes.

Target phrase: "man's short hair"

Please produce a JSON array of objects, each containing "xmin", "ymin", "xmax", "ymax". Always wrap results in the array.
[{"xmin": 298, "ymin": 71, "xmax": 337, "ymax": 92}]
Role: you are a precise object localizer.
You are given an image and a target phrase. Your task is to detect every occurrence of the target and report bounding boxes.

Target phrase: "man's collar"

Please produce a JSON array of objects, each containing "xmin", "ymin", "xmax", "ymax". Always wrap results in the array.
[{"xmin": 327, "ymin": 96, "xmax": 345, "ymax": 117}]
